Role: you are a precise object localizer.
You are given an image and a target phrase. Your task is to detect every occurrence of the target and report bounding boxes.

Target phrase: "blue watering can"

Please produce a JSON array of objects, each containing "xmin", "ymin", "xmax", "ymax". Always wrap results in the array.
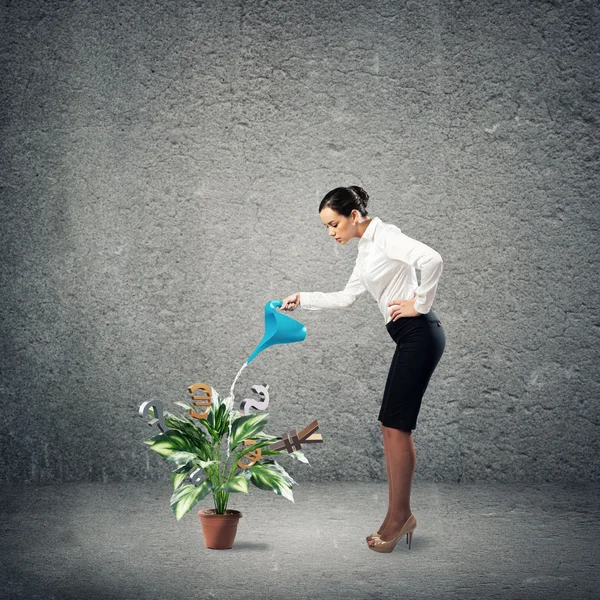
[{"xmin": 246, "ymin": 300, "xmax": 307, "ymax": 364}]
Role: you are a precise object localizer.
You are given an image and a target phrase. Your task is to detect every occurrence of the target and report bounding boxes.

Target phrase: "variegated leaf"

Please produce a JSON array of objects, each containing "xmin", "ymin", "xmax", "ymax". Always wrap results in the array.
[
  {"xmin": 289, "ymin": 450, "xmax": 310, "ymax": 464},
  {"xmin": 166, "ymin": 451, "xmax": 199, "ymax": 465},
  {"xmin": 214, "ymin": 475, "xmax": 249, "ymax": 495},
  {"xmin": 147, "ymin": 431, "xmax": 197, "ymax": 457},
  {"xmin": 247, "ymin": 461, "xmax": 297, "ymax": 503},
  {"xmin": 170, "ymin": 464, "xmax": 193, "ymax": 490},
  {"xmin": 170, "ymin": 480, "xmax": 213, "ymax": 520},
  {"xmin": 229, "ymin": 412, "xmax": 270, "ymax": 450}
]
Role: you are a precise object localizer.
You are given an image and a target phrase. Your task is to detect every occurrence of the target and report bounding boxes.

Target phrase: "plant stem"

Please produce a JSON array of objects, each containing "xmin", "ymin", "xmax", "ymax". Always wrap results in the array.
[{"xmin": 208, "ymin": 438, "xmax": 231, "ymax": 514}]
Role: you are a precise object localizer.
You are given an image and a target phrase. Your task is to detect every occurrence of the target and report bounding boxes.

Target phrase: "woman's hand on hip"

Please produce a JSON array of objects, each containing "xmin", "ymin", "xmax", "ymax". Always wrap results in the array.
[
  {"xmin": 388, "ymin": 293, "xmax": 420, "ymax": 321},
  {"xmin": 281, "ymin": 292, "xmax": 300, "ymax": 311}
]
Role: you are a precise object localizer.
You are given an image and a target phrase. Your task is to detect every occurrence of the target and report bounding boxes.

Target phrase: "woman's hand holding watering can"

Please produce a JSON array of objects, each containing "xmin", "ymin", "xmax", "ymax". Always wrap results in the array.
[{"xmin": 281, "ymin": 292, "xmax": 300, "ymax": 311}]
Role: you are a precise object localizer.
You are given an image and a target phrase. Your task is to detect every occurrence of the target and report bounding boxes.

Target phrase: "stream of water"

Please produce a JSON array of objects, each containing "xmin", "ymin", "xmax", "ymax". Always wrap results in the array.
[{"xmin": 225, "ymin": 361, "xmax": 248, "ymax": 457}]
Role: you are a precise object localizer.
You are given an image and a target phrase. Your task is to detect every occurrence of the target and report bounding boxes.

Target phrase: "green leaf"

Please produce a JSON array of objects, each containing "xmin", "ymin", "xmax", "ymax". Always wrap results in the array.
[
  {"xmin": 171, "ymin": 404, "xmax": 216, "ymax": 437},
  {"xmin": 247, "ymin": 461, "xmax": 297, "ymax": 503},
  {"xmin": 174, "ymin": 401, "xmax": 196, "ymax": 411},
  {"xmin": 147, "ymin": 431, "xmax": 198, "ymax": 457},
  {"xmin": 166, "ymin": 451, "xmax": 199, "ymax": 466},
  {"xmin": 259, "ymin": 449, "xmax": 310, "ymax": 464},
  {"xmin": 211, "ymin": 394, "xmax": 234, "ymax": 438},
  {"xmin": 170, "ymin": 481, "xmax": 213, "ymax": 520},
  {"xmin": 229, "ymin": 413, "xmax": 270, "ymax": 450},
  {"xmin": 250, "ymin": 431, "xmax": 281, "ymax": 441},
  {"xmin": 262, "ymin": 449, "xmax": 310, "ymax": 465},
  {"xmin": 204, "ymin": 385, "xmax": 221, "ymax": 431},
  {"xmin": 215, "ymin": 406, "xmax": 229, "ymax": 437},
  {"xmin": 196, "ymin": 459, "xmax": 218, "ymax": 469},
  {"xmin": 259, "ymin": 449, "xmax": 286, "ymax": 456},
  {"xmin": 172, "ymin": 471, "xmax": 189, "ymax": 489},
  {"xmin": 232, "ymin": 437, "xmax": 283, "ymax": 466},
  {"xmin": 143, "ymin": 432, "xmax": 164, "ymax": 446},
  {"xmin": 186, "ymin": 415, "xmax": 219, "ymax": 441},
  {"xmin": 150, "ymin": 418, "xmax": 214, "ymax": 462},
  {"xmin": 289, "ymin": 450, "xmax": 310, "ymax": 464},
  {"xmin": 164, "ymin": 414, "xmax": 210, "ymax": 444},
  {"xmin": 214, "ymin": 475, "xmax": 249, "ymax": 495},
  {"xmin": 165, "ymin": 452, "xmax": 217, "ymax": 469},
  {"xmin": 169, "ymin": 458, "xmax": 217, "ymax": 490},
  {"xmin": 277, "ymin": 484, "xmax": 295, "ymax": 503},
  {"xmin": 170, "ymin": 464, "xmax": 193, "ymax": 490}
]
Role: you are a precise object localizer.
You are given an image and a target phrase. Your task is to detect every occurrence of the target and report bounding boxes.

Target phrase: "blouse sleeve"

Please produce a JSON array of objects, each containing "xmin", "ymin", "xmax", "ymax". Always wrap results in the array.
[
  {"xmin": 378, "ymin": 226, "xmax": 443, "ymax": 314},
  {"xmin": 299, "ymin": 263, "xmax": 367, "ymax": 311}
]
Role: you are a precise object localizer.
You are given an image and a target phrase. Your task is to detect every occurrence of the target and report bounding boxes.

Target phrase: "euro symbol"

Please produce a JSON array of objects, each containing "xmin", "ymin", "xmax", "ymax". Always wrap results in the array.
[{"xmin": 187, "ymin": 383, "xmax": 212, "ymax": 420}]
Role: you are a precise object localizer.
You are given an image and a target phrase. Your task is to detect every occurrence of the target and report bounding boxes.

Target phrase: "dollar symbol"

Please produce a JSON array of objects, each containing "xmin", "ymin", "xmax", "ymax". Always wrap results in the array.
[{"xmin": 240, "ymin": 384, "xmax": 270, "ymax": 416}]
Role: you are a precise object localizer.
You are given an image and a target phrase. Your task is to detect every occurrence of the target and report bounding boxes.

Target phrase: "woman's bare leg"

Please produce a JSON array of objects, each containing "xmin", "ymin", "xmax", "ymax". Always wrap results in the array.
[
  {"xmin": 374, "ymin": 423, "xmax": 392, "ymax": 535},
  {"xmin": 369, "ymin": 425, "xmax": 415, "ymax": 545}
]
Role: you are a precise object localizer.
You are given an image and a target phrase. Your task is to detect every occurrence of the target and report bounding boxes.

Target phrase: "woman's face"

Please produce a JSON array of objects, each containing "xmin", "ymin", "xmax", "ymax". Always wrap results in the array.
[{"xmin": 319, "ymin": 207, "xmax": 356, "ymax": 245}]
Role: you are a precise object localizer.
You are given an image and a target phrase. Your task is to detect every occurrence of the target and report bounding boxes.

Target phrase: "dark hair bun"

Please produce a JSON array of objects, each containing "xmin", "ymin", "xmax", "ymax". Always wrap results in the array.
[
  {"xmin": 319, "ymin": 185, "xmax": 370, "ymax": 217},
  {"xmin": 349, "ymin": 186, "xmax": 369, "ymax": 208}
]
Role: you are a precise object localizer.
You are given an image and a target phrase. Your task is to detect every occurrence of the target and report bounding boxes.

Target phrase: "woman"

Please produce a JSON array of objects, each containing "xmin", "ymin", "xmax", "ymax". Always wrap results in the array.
[{"xmin": 280, "ymin": 186, "xmax": 446, "ymax": 553}]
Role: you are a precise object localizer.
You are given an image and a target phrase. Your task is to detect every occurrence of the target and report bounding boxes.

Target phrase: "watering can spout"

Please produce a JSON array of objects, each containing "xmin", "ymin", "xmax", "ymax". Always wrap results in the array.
[{"xmin": 247, "ymin": 300, "xmax": 307, "ymax": 364}]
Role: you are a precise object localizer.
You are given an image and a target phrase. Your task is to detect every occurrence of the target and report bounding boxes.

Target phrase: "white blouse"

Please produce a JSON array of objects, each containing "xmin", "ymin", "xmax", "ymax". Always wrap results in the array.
[{"xmin": 299, "ymin": 216, "xmax": 443, "ymax": 325}]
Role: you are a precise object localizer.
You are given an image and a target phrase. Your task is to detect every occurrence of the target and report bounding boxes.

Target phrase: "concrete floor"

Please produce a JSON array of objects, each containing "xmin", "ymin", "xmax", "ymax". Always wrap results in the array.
[{"xmin": 1, "ymin": 480, "xmax": 598, "ymax": 600}]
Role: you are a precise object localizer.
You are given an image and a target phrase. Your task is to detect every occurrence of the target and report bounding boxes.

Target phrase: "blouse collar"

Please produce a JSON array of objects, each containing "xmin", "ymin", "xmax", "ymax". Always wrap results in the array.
[{"xmin": 359, "ymin": 216, "xmax": 381, "ymax": 243}]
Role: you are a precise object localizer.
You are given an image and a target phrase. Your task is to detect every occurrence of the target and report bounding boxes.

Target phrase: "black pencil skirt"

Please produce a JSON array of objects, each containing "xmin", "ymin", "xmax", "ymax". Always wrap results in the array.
[{"xmin": 378, "ymin": 310, "xmax": 446, "ymax": 433}]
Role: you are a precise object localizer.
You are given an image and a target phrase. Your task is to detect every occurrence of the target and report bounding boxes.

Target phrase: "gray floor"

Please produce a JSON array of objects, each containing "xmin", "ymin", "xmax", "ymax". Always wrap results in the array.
[{"xmin": 1, "ymin": 480, "xmax": 598, "ymax": 600}]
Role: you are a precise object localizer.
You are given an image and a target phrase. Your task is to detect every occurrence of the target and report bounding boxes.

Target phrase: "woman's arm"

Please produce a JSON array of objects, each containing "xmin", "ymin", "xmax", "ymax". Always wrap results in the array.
[
  {"xmin": 299, "ymin": 263, "xmax": 366, "ymax": 310},
  {"xmin": 379, "ymin": 226, "xmax": 443, "ymax": 314}
]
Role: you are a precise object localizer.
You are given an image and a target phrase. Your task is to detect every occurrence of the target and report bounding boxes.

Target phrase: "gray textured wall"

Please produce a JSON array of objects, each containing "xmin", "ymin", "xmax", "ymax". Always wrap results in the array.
[{"xmin": 1, "ymin": 0, "xmax": 598, "ymax": 485}]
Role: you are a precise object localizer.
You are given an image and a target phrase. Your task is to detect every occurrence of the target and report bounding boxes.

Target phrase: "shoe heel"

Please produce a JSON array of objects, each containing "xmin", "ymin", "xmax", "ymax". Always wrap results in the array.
[{"xmin": 407, "ymin": 530, "xmax": 413, "ymax": 549}]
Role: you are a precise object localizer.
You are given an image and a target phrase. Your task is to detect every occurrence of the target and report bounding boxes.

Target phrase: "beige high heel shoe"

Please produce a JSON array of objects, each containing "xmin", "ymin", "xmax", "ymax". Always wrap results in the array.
[
  {"xmin": 366, "ymin": 530, "xmax": 381, "ymax": 543},
  {"xmin": 367, "ymin": 514, "xmax": 416, "ymax": 553}
]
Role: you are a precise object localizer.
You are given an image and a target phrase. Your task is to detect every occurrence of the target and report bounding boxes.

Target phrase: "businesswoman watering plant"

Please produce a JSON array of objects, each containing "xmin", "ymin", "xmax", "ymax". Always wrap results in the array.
[{"xmin": 280, "ymin": 186, "xmax": 446, "ymax": 553}]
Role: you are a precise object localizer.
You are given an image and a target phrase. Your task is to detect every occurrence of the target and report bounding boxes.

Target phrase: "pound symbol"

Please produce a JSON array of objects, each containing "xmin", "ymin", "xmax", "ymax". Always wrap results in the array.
[{"xmin": 139, "ymin": 400, "xmax": 168, "ymax": 433}]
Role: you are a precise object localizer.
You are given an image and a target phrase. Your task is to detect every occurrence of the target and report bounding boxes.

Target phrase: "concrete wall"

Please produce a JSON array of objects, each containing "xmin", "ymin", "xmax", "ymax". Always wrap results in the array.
[{"xmin": 1, "ymin": 0, "xmax": 598, "ymax": 484}]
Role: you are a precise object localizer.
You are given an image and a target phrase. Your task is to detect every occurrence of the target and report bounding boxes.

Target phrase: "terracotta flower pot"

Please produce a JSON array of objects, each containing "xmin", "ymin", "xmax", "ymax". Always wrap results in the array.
[{"xmin": 197, "ymin": 509, "xmax": 243, "ymax": 549}]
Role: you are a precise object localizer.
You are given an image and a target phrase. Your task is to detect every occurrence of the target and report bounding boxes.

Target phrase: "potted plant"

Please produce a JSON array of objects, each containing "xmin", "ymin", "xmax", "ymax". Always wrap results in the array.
[{"xmin": 142, "ymin": 385, "xmax": 308, "ymax": 550}]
